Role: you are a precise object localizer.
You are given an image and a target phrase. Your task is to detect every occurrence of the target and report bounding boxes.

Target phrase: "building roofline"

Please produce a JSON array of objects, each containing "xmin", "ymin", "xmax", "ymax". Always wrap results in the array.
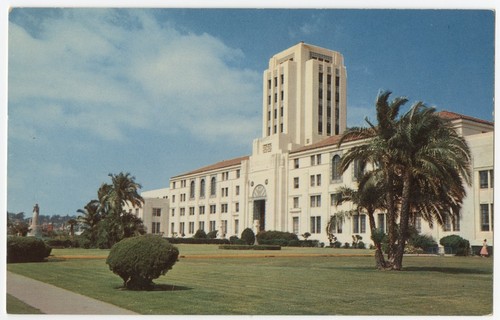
[
  {"xmin": 171, "ymin": 155, "xmax": 249, "ymax": 179},
  {"xmin": 437, "ymin": 110, "xmax": 494, "ymax": 127}
]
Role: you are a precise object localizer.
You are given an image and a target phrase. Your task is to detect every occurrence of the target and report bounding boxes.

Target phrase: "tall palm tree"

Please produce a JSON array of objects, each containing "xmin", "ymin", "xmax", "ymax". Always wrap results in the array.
[
  {"xmin": 339, "ymin": 90, "xmax": 408, "ymax": 260},
  {"xmin": 97, "ymin": 172, "xmax": 145, "ymax": 246},
  {"xmin": 77, "ymin": 200, "xmax": 101, "ymax": 245},
  {"xmin": 391, "ymin": 103, "xmax": 471, "ymax": 270}
]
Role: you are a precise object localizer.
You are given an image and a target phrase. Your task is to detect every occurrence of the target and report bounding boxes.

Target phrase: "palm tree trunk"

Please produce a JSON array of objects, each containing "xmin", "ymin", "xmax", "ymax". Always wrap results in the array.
[
  {"xmin": 367, "ymin": 211, "xmax": 388, "ymax": 269},
  {"xmin": 385, "ymin": 172, "xmax": 397, "ymax": 264},
  {"xmin": 393, "ymin": 171, "xmax": 412, "ymax": 270}
]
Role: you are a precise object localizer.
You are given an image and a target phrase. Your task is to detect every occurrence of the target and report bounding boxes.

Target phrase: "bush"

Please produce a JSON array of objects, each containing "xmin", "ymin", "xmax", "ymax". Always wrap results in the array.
[
  {"xmin": 440, "ymin": 235, "xmax": 471, "ymax": 256},
  {"xmin": 218, "ymin": 244, "xmax": 281, "ymax": 250},
  {"xmin": 7, "ymin": 236, "xmax": 52, "ymax": 263},
  {"xmin": 241, "ymin": 228, "xmax": 255, "ymax": 245},
  {"xmin": 164, "ymin": 237, "xmax": 229, "ymax": 245},
  {"xmin": 207, "ymin": 230, "xmax": 218, "ymax": 239},
  {"xmin": 343, "ymin": 242, "xmax": 350, "ymax": 249},
  {"xmin": 257, "ymin": 231, "xmax": 299, "ymax": 241},
  {"xmin": 330, "ymin": 241, "xmax": 342, "ymax": 248},
  {"xmin": 193, "ymin": 229, "xmax": 207, "ymax": 239},
  {"xmin": 357, "ymin": 241, "xmax": 365, "ymax": 249},
  {"xmin": 106, "ymin": 234, "xmax": 179, "ymax": 290},
  {"xmin": 409, "ymin": 233, "xmax": 438, "ymax": 252}
]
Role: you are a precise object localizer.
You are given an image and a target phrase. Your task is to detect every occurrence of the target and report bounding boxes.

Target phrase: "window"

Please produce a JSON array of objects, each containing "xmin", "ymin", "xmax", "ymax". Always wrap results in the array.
[
  {"xmin": 222, "ymin": 172, "xmax": 229, "ymax": 181},
  {"xmin": 189, "ymin": 207, "xmax": 195, "ymax": 215},
  {"xmin": 180, "ymin": 208, "xmax": 185, "ymax": 216},
  {"xmin": 452, "ymin": 215, "xmax": 460, "ymax": 232},
  {"xmin": 221, "ymin": 204, "xmax": 228, "ymax": 213},
  {"xmin": 311, "ymin": 155, "xmax": 316, "ymax": 166},
  {"xmin": 332, "ymin": 155, "xmax": 342, "ymax": 181},
  {"xmin": 316, "ymin": 174, "xmax": 321, "ymax": 186},
  {"xmin": 310, "ymin": 195, "xmax": 321, "ymax": 208},
  {"xmin": 151, "ymin": 222, "xmax": 161, "ymax": 234},
  {"xmin": 199, "ymin": 221, "xmax": 205, "ymax": 231},
  {"xmin": 199, "ymin": 206, "xmax": 205, "ymax": 215},
  {"xmin": 189, "ymin": 222, "xmax": 195, "ymax": 234},
  {"xmin": 172, "ymin": 195, "xmax": 175, "ymax": 203},
  {"xmin": 235, "ymin": 202, "xmax": 239, "ymax": 212},
  {"xmin": 293, "ymin": 217, "xmax": 299, "ymax": 234},
  {"xmin": 190, "ymin": 180, "xmax": 195, "ymax": 199},
  {"xmin": 235, "ymin": 186, "xmax": 240, "ymax": 196},
  {"xmin": 172, "ymin": 182, "xmax": 176, "ymax": 189},
  {"xmin": 310, "ymin": 175, "xmax": 315, "ymax": 187},
  {"xmin": 311, "ymin": 216, "xmax": 321, "ymax": 234},
  {"xmin": 353, "ymin": 214, "xmax": 366, "ymax": 233},
  {"xmin": 171, "ymin": 208, "xmax": 175, "ymax": 217},
  {"xmin": 210, "ymin": 205, "xmax": 216, "ymax": 214},
  {"xmin": 180, "ymin": 194, "xmax": 186, "ymax": 202},
  {"xmin": 281, "ymin": 74, "xmax": 284, "ymax": 84},
  {"xmin": 415, "ymin": 216, "xmax": 422, "ymax": 233},
  {"xmin": 294, "ymin": 159, "xmax": 299, "ymax": 169},
  {"xmin": 171, "ymin": 222, "xmax": 174, "ymax": 235},
  {"xmin": 236, "ymin": 169, "xmax": 241, "ymax": 178},
  {"xmin": 181, "ymin": 180, "xmax": 186, "ymax": 188},
  {"xmin": 317, "ymin": 154, "xmax": 321, "ymax": 165},
  {"xmin": 152, "ymin": 208, "xmax": 161, "ymax": 217},
  {"xmin": 353, "ymin": 159, "xmax": 363, "ymax": 181},
  {"xmin": 293, "ymin": 197, "xmax": 299, "ymax": 209},
  {"xmin": 294, "ymin": 177, "xmax": 299, "ymax": 189},
  {"xmin": 221, "ymin": 187, "xmax": 229, "ymax": 197},
  {"xmin": 200, "ymin": 179, "xmax": 206, "ymax": 198},
  {"xmin": 210, "ymin": 177, "xmax": 216, "ymax": 196},
  {"xmin": 443, "ymin": 215, "xmax": 451, "ymax": 232},
  {"xmin": 234, "ymin": 219, "xmax": 239, "ymax": 235},
  {"xmin": 481, "ymin": 204, "xmax": 491, "ymax": 231},
  {"xmin": 480, "ymin": 171, "xmax": 489, "ymax": 188},
  {"xmin": 179, "ymin": 222, "xmax": 185, "ymax": 236},
  {"xmin": 377, "ymin": 213, "xmax": 385, "ymax": 233},
  {"xmin": 330, "ymin": 193, "xmax": 341, "ymax": 206},
  {"xmin": 210, "ymin": 221, "xmax": 216, "ymax": 232},
  {"xmin": 329, "ymin": 216, "xmax": 343, "ymax": 234},
  {"xmin": 268, "ymin": 79, "xmax": 271, "ymax": 89}
]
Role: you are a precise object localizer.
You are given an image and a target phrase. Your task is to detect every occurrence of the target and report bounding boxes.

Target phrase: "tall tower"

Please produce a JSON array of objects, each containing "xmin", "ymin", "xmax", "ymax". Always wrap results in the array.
[{"xmin": 262, "ymin": 42, "xmax": 347, "ymax": 148}]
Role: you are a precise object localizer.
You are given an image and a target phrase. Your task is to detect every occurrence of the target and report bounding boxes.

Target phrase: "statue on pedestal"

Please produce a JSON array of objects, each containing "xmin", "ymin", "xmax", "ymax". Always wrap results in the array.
[{"xmin": 29, "ymin": 203, "xmax": 42, "ymax": 237}]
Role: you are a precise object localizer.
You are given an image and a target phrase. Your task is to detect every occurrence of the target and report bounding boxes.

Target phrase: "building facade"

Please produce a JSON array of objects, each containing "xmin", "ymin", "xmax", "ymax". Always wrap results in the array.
[{"xmin": 132, "ymin": 42, "xmax": 493, "ymax": 247}]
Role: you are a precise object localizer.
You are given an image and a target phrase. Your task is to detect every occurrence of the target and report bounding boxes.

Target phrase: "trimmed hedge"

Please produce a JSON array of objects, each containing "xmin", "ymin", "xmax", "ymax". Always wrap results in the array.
[
  {"xmin": 106, "ymin": 234, "xmax": 179, "ymax": 290},
  {"xmin": 164, "ymin": 237, "xmax": 230, "ymax": 245},
  {"xmin": 7, "ymin": 236, "xmax": 52, "ymax": 263},
  {"xmin": 256, "ymin": 230, "xmax": 298, "ymax": 242},
  {"xmin": 241, "ymin": 228, "xmax": 255, "ymax": 245},
  {"xmin": 218, "ymin": 244, "xmax": 281, "ymax": 250}
]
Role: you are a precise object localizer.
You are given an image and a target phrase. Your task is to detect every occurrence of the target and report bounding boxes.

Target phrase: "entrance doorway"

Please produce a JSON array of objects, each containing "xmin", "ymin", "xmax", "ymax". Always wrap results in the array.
[{"xmin": 253, "ymin": 199, "xmax": 266, "ymax": 232}]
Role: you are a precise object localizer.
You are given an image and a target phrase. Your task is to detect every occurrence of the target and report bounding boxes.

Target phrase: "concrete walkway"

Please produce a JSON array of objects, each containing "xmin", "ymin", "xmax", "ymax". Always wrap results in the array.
[{"xmin": 7, "ymin": 271, "xmax": 138, "ymax": 315}]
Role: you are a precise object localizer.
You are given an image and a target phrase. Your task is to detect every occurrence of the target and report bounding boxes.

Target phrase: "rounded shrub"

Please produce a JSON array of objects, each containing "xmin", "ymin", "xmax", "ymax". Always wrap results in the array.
[
  {"xmin": 440, "ymin": 235, "xmax": 470, "ymax": 256},
  {"xmin": 106, "ymin": 234, "xmax": 179, "ymax": 290},
  {"xmin": 7, "ymin": 236, "xmax": 52, "ymax": 263},
  {"xmin": 206, "ymin": 230, "xmax": 218, "ymax": 239},
  {"xmin": 241, "ymin": 228, "xmax": 255, "ymax": 245},
  {"xmin": 193, "ymin": 229, "xmax": 207, "ymax": 239}
]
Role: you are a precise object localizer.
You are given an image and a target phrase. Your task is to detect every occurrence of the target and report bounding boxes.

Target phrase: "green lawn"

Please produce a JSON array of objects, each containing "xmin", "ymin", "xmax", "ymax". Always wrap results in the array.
[
  {"xmin": 6, "ymin": 294, "xmax": 43, "ymax": 314},
  {"xmin": 7, "ymin": 245, "xmax": 493, "ymax": 315}
]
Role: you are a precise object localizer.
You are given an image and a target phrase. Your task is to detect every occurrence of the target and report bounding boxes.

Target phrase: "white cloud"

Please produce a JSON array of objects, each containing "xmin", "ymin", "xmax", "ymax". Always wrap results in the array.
[{"xmin": 9, "ymin": 9, "xmax": 261, "ymax": 144}]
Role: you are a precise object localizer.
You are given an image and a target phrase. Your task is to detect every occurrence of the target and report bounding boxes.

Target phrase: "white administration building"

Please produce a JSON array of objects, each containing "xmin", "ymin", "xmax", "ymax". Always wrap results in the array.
[{"xmin": 125, "ymin": 42, "xmax": 494, "ymax": 248}]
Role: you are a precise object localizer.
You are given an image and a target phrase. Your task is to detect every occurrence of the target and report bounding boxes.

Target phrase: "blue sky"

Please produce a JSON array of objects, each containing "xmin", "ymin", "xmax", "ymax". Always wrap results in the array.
[{"xmin": 5, "ymin": 8, "xmax": 495, "ymax": 217}]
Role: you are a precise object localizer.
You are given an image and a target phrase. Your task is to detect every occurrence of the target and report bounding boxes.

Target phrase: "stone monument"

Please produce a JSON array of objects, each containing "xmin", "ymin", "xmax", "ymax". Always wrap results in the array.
[{"xmin": 29, "ymin": 203, "xmax": 42, "ymax": 237}]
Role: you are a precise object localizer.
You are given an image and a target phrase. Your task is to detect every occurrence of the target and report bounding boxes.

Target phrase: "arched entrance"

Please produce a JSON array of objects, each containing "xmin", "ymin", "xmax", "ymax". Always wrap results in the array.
[{"xmin": 252, "ymin": 185, "xmax": 267, "ymax": 232}]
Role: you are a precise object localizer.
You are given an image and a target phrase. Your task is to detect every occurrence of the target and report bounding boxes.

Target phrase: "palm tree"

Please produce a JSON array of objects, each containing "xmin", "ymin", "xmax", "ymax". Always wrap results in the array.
[
  {"xmin": 391, "ymin": 103, "xmax": 471, "ymax": 270},
  {"xmin": 77, "ymin": 200, "xmax": 101, "ymax": 245},
  {"xmin": 339, "ymin": 90, "xmax": 408, "ymax": 260},
  {"xmin": 332, "ymin": 172, "xmax": 389, "ymax": 269},
  {"xmin": 67, "ymin": 218, "xmax": 77, "ymax": 240},
  {"xmin": 99, "ymin": 172, "xmax": 144, "ymax": 216},
  {"xmin": 97, "ymin": 172, "xmax": 145, "ymax": 246}
]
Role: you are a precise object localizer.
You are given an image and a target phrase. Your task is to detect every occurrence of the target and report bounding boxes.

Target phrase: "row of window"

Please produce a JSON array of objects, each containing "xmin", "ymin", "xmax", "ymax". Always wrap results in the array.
[
  {"xmin": 172, "ymin": 179, "xmax": 241, "ymax": 202},
  {"xmin": 172, "ymin": 203, "xmax": 240, "ymax": 217},
  {"xmin": 172, "ymin": 170, "xmax": 241, "ymax": 191}
]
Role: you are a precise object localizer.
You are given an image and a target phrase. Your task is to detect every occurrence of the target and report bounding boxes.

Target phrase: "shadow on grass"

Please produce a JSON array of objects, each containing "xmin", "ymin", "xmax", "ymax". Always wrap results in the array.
[
  {"xmin": 115, "ymin": 284, "xmax": 192, "ymax": 291},
  {"xmin": 403, "ymin": 266, "xmax": 492, "ymax": 275}
]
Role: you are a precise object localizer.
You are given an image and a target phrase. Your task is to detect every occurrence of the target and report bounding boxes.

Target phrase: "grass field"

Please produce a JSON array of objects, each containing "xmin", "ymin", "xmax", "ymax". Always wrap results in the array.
[{"xmin": 7, "ymin": 245, "xmax": 493, "ymax": 315}]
